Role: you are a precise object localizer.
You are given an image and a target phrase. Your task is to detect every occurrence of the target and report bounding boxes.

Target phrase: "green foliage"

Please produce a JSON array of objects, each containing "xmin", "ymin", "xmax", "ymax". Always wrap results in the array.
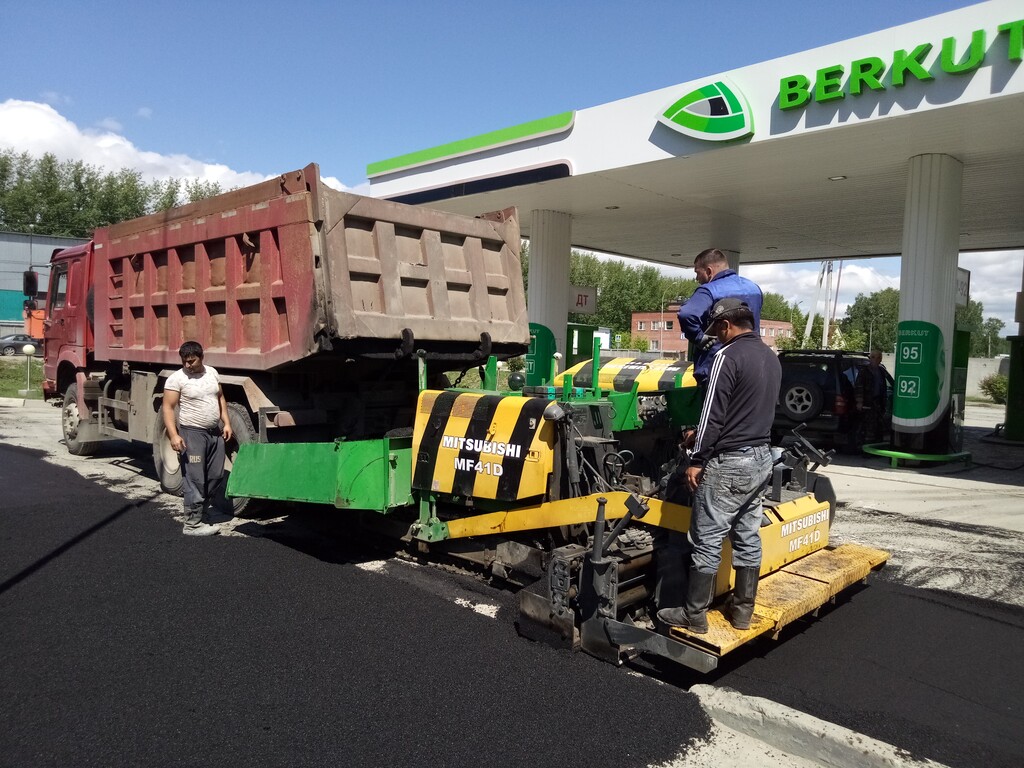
[
  {"xmin": 566, "ymin": 251, "xmax": 696, "ymax": 333},
  {"xmin": 839, "ymin": 328, "xmax": 868, "ymax": 351},
  {"xmin": 611, "ymin": 331, "xmax": 650, "ymax": 352},
  {"xmin": 760, "ymin": 292, "xmax": 793, "ymax": 322},
  {"xmin": 775, "ymin": 334, "xmax": 801, "ymax": 351},
  {"xmin": 0, "ymin": 149, "xmax": 224, "ymax": 237},
  {"xmin": 506, "ymin": 355, "xmax": 525, "ymax": 372},
  {"xmin": 979, "ymin": 373, "xmax": 1008, "ymax": 404},
  {"xmin": 841, "ymin": 287, "xmax": 899, "ymax": 353},
  {"xmin": 980, "ymin": 317, "xmax": 1008, "ymax": 356}
]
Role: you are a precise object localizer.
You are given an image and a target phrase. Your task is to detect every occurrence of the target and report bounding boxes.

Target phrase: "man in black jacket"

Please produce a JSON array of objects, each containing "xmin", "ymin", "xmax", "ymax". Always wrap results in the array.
[{"xmin": 658, "ymin": 298, "xmax": 782, "ymax": 634}]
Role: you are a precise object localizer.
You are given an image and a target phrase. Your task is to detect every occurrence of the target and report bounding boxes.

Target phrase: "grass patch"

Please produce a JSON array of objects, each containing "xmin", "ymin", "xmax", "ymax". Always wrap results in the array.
[
  {"xmin": 444, "ymin": 366, "xmax": 514, "ymax": 391},
  {"xmin": 0, "ymin": 358, "xmax": 44, "ymax": 398}
]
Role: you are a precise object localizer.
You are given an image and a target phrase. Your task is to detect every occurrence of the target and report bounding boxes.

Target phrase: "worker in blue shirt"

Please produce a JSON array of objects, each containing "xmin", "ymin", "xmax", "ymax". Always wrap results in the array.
[{"xmin": 678, "ymin": 248, "xmax": 763, "ymax": 386}]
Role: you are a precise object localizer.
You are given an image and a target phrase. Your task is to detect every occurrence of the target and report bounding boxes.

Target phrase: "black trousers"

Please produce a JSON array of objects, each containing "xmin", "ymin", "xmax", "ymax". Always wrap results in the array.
[{"xmin": 178, "ymin": 426, "xmax": 225, "ymax": 509}]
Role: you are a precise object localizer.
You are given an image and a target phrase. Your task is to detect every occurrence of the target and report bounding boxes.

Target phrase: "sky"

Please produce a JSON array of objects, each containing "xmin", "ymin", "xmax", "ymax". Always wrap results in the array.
[{"xmin": 1, "ymin": 0, "xmax": 1019, "ymax": 332}]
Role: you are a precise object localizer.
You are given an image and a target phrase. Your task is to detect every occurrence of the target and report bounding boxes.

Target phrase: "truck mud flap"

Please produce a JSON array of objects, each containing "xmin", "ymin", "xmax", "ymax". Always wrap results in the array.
[{"xmin": 668, "ymin": 543, "xmax": 889, "ymax": 656}]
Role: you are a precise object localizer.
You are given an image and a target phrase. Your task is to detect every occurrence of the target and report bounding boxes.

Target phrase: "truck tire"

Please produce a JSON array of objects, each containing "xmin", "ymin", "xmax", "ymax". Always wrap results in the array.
[
  {"xmin": 62, "ymin": 383, "xmax": 100, "ymax": 456},
  {"xmin": 224, "ymin": 402, "xmax": 257, "ymax": 515},
  {"xmin": 152, "ymin": 411, "xmax": 184, "ymax": 497}
]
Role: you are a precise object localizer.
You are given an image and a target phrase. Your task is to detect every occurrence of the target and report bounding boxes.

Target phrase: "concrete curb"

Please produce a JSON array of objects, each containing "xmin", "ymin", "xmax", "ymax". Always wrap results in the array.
[
  {"xmin": 691, "ymin": 685, "xmax": 948, "ymax": 768},
  {"xmin": 0, "ymin": 396, "xmax": 51, "ymax": 408}
]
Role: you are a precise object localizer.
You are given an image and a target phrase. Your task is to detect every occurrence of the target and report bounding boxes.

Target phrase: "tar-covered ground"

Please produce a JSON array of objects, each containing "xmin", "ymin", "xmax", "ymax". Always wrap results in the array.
[
  {"xmin": 644, "ymin": 577, "xmax": 1024, "ymax": 768},
  {"xmin": 4, "ymin": 424, "xmax": 1024, "ymax": 768},
  {"xmin": 0, "ymin": 442, "xmax": 710, "ymax": 768}
]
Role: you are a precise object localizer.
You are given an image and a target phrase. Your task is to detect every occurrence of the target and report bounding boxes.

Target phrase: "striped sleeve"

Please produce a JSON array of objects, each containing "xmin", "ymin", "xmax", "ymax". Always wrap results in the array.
[{"xmin": 690, "ymin": 349, "xmax": 734, "ymax": 466}]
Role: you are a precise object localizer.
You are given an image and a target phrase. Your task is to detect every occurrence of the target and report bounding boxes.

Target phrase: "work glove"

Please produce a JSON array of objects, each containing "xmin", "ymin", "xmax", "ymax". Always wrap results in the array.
[{"xmin": 697, "ymin": 334, "xmax": 716, "ymax": 354}]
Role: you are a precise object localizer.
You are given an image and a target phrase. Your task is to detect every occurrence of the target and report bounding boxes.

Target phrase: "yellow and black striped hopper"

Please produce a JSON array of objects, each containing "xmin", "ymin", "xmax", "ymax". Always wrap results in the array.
[
  {"xmin": 412, "ymin": 390, "xmax": 557, "ymax": 503},
  {"xmin": 554, "ymin": 356, "xmax": 697, "ymax": 393}
]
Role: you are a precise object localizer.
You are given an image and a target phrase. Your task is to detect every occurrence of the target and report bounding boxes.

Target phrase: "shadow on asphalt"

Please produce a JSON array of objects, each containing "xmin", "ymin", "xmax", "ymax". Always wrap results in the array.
[
  {"xmin": 0, "ymin": 487, "xmax": 166, "ymax": 597},
  {"xmin": 231, "ymin": 504, "xmax": 403, "ymax": 567}
]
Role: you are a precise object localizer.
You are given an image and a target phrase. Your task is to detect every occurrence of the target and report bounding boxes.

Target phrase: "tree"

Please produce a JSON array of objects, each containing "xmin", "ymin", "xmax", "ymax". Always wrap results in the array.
[
  {"xmin": 979, "ymin": 317, "xmax": 1006, "ymax": 357},
  {"xmin": 760, "ymin": 292, "xmax": 792, "ymax": 322},
  {"xmin": 841, "ymin": 288, "xmax": 900, "ymax": 352},
  {"xmin": 0, "ymin": 148, "xmax": 227, "ymax": 237}
]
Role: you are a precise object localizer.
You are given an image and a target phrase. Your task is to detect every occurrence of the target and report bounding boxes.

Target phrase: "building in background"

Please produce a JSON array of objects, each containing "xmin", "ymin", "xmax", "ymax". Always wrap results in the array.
[
  {"xmin": 0, "ymin": 231, "xmax": 85, "ymax": 335},
  {"xmin": 631, "ymin": 300, "xmax": 794, "ymax": 355}
]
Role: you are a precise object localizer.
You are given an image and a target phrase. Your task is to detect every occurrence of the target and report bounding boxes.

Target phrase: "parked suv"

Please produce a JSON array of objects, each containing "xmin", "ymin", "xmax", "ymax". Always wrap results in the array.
[{"xmin": 773, "ymin": 350, "xmax": 893, "ymax": 450}]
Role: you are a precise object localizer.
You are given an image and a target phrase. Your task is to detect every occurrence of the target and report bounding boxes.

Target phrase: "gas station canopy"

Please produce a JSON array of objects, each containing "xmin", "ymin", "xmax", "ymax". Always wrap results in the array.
[{"xmin": 368, "ymin": 1, "xmax": 1024, "ymax": 269}]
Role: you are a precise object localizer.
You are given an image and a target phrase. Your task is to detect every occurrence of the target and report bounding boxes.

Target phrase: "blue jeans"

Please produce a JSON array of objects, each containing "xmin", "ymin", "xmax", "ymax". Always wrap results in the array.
[{"xmin": 689, "ymin": 445, "xmax": 773, "ymax": 574}]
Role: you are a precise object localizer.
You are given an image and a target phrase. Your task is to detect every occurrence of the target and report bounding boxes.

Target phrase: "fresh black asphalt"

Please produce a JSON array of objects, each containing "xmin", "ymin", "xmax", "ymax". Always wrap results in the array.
[
  {"xmin": 712, "ymin": 581, "xmax": 1024, "ymax": 768},
  {"xmin": 0, "ymin": 443, "xmax": 709, "ymax": 768},
  {"xmin": 3, "ymin": 439, "xmax": 1024, "ymax": 768}
]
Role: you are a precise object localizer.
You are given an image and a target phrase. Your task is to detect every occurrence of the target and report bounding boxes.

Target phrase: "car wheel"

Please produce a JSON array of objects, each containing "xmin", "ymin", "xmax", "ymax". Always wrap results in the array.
[
  {"xmin": 1, "ymin": 345, "xmax": 15, "ymax": 356},
  {"xmin": 62, "ymin": 383, "xmax": 100, "ymax": 456},
  {"xmin": 781, "ymin": 382, "xmax": 824, "ymax": 422}
]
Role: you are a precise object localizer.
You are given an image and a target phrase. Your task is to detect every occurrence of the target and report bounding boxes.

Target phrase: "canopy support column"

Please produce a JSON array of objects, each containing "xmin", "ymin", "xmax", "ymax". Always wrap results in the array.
[{"xmin": 528, "ymin": 210, "xmax": 572, "ymax": 356}]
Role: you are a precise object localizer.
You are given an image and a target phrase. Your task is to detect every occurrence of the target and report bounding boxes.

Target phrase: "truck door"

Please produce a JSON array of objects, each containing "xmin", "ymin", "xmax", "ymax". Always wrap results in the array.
[{"xmin": 43, "ymin": 249, "xmax": 88, "ymax": 387}]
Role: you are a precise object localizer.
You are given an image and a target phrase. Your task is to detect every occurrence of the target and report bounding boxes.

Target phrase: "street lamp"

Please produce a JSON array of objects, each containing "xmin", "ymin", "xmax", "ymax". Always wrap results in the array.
[
  {"xmin": 790, "ymin": 301, "xmax": 803, "ymax": 337},
  {"xmin": 17, "ymin": 343, "xmax": 35, "ymax": 397}
]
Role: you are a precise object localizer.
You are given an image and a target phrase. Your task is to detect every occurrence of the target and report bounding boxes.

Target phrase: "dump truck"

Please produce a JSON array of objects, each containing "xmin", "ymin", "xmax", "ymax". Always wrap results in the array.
[
  {"xmin": 40, "ymin": 164, "xmax": 526, "ymax": 509},
  {"xmin": 40, "ymin": 164, "xmax": 887, "ymax": 672}
]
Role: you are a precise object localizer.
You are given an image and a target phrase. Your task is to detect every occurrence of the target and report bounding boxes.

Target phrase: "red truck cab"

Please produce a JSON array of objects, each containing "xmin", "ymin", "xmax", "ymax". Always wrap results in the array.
[{"xmin": 42, "ymin": 241, "xmax": 95, "ymax": 400}]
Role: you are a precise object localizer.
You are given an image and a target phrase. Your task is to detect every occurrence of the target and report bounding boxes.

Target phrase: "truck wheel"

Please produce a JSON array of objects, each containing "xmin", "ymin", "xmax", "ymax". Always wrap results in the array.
[
  {"xmin": 224, "ymin": 402, "xmax": 257, "ymax": 514},
  {"xmin": 152, "ymin": 411, "xmax": 184, "ymax": 497},
  {"xmin": 62, "ymin": 383, "xmax": 99, "ymax": 456}
]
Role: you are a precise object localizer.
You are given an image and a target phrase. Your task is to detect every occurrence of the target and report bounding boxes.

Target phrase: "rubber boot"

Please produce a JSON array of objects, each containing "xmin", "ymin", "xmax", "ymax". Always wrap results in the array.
[
  {"xmin": 653, "ymin": 530, "xmax": 689, "ymax": 611},
  {"xmin": 183, "ymin": 503, "xmax": 220, "ymax": 536},
  {"xmin": 656, "ymin": 568, "xmax": 716, "ymax": 634},
  {"xmin": 726, "ymin": 567, "xmax": 760, "ymax": 630}
]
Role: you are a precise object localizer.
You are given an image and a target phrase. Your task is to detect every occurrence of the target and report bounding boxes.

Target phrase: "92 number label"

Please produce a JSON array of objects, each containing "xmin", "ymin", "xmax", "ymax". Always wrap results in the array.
[{"xmin": 897, "ymin": 376, "xmax": 920, "ymax": 397}]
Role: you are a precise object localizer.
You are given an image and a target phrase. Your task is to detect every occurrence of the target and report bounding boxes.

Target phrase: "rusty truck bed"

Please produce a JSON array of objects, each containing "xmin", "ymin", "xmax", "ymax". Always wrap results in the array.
[{"xmin": 92, "ymin": 164, "xmax": 527, "ymax": 370}]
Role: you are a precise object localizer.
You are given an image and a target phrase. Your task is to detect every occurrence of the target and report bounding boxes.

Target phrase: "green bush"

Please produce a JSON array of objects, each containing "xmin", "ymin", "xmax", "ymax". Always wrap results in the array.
[
  {"xmin": 979, "ymin": 373, "xmax": 1008, "ymax": 404},
  {"xmin": 506, "ymin": 356, "xmax": 525, "ymax": 372}
]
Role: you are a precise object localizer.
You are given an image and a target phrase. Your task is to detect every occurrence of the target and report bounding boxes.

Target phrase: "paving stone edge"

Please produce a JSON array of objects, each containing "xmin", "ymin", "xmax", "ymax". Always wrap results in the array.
[{"xmin": 691, "ymin": 684, "xmax": 948, "ymax": 768}]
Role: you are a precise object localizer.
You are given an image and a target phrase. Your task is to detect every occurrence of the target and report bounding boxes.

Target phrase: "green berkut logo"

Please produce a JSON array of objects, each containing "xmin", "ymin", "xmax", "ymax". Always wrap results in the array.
[{"xmin": 657, "ymin": 80, "xmax": 754, "ymax": 141}]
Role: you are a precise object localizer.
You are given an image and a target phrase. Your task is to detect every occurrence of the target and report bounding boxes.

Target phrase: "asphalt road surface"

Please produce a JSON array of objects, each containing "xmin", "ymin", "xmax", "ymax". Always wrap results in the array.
[
  {"xmin": 0, "ymin": 441, "xmax": 716, "ymax": 768},
  {"xmin": 2, "ymin": 407, "xmax": 1023, "ymax": 767}
]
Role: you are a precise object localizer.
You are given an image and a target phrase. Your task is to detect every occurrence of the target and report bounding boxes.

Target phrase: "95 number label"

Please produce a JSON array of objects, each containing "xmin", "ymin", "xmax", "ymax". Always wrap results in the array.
[{"xmin": 899, "ymin": 342, "xmax": 923, "ymax": 364}]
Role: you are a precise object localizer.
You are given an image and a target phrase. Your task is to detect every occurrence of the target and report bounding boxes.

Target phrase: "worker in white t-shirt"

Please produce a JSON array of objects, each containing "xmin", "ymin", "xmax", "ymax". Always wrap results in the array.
[{"xmin": 162, "ymin": 341, "xmax": 233, "ymax": 536}]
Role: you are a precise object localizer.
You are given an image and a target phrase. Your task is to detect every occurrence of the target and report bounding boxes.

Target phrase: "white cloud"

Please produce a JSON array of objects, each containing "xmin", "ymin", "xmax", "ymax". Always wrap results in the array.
[
  {"xmin": 0, "ymin": 99, "xmax": 281, "ymax": 189},
  {"xmin": 959, "ymin": 251, "xmax": 1024, "ymax": 332},
  {"xmin": 136, "ymin": 106, "xmax": 153, "ymax": 119},
  {"xmin": 39, "ymin": 91, "xmax": 71, "ymax": 106},
  {"xmin": 599, "ymin": 249, "xmax": 1022, "ymax": 333},
  {"xmin": 745, "ymin": 260, "xmax": 900, "ymax": 320},
  {"xmin": 97, "ymin": 117, "xmax": 123, "ymax": 132}
]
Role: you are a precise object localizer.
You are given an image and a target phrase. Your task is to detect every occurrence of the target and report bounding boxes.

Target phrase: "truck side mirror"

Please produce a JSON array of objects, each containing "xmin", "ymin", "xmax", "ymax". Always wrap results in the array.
[{"xmin": 23, "ymin": 270, "xmax": 38, "ymax": 297}]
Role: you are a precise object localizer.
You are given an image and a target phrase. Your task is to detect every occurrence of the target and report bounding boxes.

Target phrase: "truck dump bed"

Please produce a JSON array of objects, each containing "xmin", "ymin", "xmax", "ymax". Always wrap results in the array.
[{"xmin": 93, "ymin": 164, "xmax": 528, "ymax": 370}]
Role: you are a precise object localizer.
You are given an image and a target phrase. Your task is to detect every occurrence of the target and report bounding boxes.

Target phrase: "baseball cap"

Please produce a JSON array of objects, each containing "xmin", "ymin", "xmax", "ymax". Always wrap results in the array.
[{"xmin": 703, "ymin": 298, "xmax": 750, "ymax": 333}]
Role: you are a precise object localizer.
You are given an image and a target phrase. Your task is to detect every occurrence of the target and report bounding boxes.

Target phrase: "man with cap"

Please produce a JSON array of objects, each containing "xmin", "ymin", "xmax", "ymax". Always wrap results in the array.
[
  {"xmin": 678, "ymin": 248, "xmax": 763, "ymax": 387},
  {"xmin": 658, "ymin": 298, "xmax": 781, "ymax": 634}
]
